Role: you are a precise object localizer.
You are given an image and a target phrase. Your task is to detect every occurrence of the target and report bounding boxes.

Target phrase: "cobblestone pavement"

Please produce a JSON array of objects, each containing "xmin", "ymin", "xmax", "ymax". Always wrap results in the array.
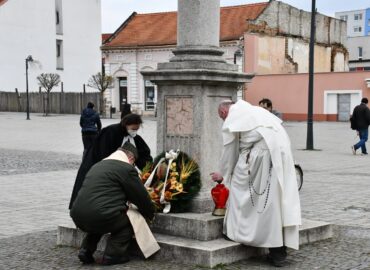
[
  {"xmin": 0, "ymin": 112, "xmax": 369, "ymax": 269},
  {"xmin": 0, "ymin": 148, "xmax": 80, "ymax": 176},
  {"xmin": 0, "ymin": 226, "xmax": 369, "ymax": 270}
]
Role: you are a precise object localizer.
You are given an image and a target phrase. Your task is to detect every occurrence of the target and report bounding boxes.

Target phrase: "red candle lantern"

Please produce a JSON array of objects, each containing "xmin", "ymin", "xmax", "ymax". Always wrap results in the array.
[{"xmin": 211, "ymin": 179, "xmax": 229, "ymax": 216}]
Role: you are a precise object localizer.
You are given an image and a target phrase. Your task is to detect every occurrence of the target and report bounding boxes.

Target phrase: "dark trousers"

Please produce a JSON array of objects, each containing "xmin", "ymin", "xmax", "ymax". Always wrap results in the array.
[
  {"xmin": 82, "ymin": 133, "xmax": 97, "ymax": 157},
  {"xmin": 77, "ymin": 214, "xmax": 134, "ymax": 258}
]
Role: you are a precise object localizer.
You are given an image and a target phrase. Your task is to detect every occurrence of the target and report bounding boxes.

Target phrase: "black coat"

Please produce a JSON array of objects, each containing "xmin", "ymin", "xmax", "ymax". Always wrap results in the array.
[
  {"xmin": 69, "ymin": 123, "xmax": 152, "ymax": 209},
  {"xmin": 70, "ymin": 159, "xmax": 155, "ymax": 230},
  {"xmin": 352, "ymin": 103, "xmax": 370, "ymax": 130}
]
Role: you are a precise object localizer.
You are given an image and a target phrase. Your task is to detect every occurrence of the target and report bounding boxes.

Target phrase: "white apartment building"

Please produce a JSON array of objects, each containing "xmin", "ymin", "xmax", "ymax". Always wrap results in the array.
[
  {"xmin": 336, "ymin": 8, "xmax": 370, "ymax": 71},
  {"xmin": 0, "ymin": 0, "xmax": 102, "ymax": 93}
]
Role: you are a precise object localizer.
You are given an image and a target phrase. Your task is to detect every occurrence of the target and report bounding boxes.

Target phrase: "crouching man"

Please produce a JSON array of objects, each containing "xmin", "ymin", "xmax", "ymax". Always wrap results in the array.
[{"xmin": 70, "ymin": 142, "xmax": 158, "ymax": 265}]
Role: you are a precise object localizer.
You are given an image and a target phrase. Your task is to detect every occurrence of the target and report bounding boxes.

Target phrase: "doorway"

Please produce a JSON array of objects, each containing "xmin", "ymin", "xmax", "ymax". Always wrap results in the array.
[
  {"xmin": 119, "ymin": 77, "xmax": 128, "ymax": 111},
  {"xmin": 337, "ymin": 94, "xmax": 351, "ymax": 121}
]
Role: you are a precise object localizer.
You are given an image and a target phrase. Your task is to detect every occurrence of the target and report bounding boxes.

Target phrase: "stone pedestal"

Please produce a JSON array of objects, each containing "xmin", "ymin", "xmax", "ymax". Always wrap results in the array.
[
  {"xmin": 57, "ymin": 216, "xmax": 333, "ymax": 268},
  {"xmin": 142, "ymin": 0, "xmax": 253, "ymax": 212}
]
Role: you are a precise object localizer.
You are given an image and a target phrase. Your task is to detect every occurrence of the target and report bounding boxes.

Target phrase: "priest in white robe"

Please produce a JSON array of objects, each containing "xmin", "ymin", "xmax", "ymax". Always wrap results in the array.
[{"xmin": 211, "ymin": 100, "xmax": 301, "ymax": 267}]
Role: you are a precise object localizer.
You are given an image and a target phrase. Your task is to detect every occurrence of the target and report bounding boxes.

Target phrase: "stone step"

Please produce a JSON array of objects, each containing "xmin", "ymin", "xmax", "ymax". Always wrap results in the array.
[
  {"xmin": 57, "ymin": 216, "xmax": 333, "ymax": 267},
  {"xmin": 151, "ymin": 212, "xmax": 333, "ymax": 244},
  {"xmin": 151, "ymin": 212, "xmax": 223, "ymax": 241},
  {"xmin": 151, "ymin": 233, "xmax": 258, "ymax": 267},
  {"xmin": 57, "ymin": 223, "xmax": 258, "ymax": 267}
]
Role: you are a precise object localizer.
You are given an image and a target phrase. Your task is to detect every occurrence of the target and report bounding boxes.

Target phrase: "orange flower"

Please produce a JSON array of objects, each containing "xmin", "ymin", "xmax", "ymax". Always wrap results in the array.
[{"xmin": 164, "ymin": 191, "xmax": 173, "ymax": 201}]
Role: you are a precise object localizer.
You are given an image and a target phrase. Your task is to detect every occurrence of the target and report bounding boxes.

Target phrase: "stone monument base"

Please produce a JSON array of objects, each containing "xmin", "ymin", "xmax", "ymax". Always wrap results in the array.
[{"xmin": 57, "ymin": 213, "xmax": 333, "ymax": 268}]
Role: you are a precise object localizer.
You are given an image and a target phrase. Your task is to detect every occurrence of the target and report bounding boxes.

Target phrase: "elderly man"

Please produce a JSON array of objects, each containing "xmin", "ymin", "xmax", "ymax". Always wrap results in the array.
[
  {"xmin": 70, "ymin": 142, "xmax": 157, "ymax": 265},
  {"xmin": 211, "ymin": 100, "xmax": 301, "ymax": 267}
]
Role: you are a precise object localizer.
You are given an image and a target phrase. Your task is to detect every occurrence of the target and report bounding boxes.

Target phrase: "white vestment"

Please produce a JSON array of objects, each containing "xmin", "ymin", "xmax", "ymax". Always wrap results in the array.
[{"xmin": 220, "ymin": 100, "xmax": 301, "ymax": 250}]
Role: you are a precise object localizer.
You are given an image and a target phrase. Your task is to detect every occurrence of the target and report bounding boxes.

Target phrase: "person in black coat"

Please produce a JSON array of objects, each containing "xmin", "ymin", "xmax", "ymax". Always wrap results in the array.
[
  {"xmin": 351, "ymin": 97, "xmax": 370, "ymax": 155},
  {"xmin": 80, "ymin": 102, "xmax": 102, "ymax": 157},
  {"xmin": 69, "ymin": 114, "xmax": 153, "ymax": 209}
]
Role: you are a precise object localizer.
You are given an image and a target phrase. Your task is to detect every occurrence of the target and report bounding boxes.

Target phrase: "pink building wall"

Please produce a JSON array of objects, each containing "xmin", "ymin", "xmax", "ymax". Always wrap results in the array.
[{"xmin": 244, "ymin": 71, "xmax": 370, "ymax": 121}]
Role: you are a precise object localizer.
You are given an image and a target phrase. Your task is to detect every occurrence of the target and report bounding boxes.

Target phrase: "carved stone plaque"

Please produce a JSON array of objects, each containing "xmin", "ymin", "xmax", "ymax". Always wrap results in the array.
[{"xmin": 166, "ymin": 97, "xmax": 193, "ymax": 135}]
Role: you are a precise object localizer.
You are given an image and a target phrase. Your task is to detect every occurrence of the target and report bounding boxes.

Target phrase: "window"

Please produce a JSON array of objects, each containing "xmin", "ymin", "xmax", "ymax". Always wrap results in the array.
[
  {"xmin": 368, "ymin": 19, "xmax": 370, "ymax": 26},
  {"xmin": 55, "ymin": 0, "xmax": 63, "ymax": 34},
  {"xmin": 354, "ymin": 26, "xmax": 362, "ymax": 33},
  {"xmin": 358, "ymin": 47, "xmax": 363, "ymax": 59},
  {"xmin": 340, "ymin": 15, "xmax": 348, "ymax": 21},
  {"xmin": 144, "ymin": 80, "xmax": 155, "ymax": 111},
  {"xmin": 56, "ymin": 40, "xmax": 63, "ymax": 69},
  {"xmin": 354, "ymin": 13, "xmax": 362, "ymax": 20},
  {"xmin": 364, "ymin": 67, "xmax": 370, "ymax": 71}
]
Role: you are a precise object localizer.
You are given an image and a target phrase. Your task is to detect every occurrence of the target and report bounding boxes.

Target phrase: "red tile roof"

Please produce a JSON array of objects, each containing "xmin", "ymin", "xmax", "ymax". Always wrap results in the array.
[
  {"xmin": 104, "ymin": 2, "xmax": 269, "ymax": 48},
  {"xmin": 102, "ymin": 33, "xmax": 112, "ymax": 44}
]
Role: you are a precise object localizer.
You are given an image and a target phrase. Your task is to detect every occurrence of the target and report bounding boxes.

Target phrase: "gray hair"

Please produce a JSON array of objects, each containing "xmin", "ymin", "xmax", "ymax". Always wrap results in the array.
[{"xmin": 218, "ymin": 100, "xmax": 234, "ymax": 110}]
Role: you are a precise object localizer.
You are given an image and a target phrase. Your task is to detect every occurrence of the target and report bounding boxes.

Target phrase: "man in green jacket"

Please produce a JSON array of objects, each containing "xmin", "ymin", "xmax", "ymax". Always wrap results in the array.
[{"xmin": 70, "ymin": 142, "xmax": 155, "ymax": 265}]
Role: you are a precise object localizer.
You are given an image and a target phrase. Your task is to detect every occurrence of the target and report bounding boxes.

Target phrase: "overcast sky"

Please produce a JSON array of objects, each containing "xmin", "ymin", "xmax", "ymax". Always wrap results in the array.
[{"xmin": 101, "ymin": 0, "xmax": 370, "ymax": 33}]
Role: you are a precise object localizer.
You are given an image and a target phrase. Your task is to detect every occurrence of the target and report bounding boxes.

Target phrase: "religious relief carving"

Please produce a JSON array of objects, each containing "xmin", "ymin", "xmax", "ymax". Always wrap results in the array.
[{"xmin": 166, "ymin": 97, "xmax": 193, "ymax": 135}]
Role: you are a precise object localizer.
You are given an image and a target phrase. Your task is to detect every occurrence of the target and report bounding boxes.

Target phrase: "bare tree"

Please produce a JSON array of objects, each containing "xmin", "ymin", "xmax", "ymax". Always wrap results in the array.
[
  {"xmin": 37, "ymin": 73, "xmax": 60, "ymax": 116},
  {"xmin": 87, "ymin": 72, "xmax": 114, "ymax": 117}
]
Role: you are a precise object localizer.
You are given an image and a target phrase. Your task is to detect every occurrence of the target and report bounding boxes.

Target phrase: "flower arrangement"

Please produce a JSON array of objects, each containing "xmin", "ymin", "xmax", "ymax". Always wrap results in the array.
[{"xmin": 140, "ymin": 150, "xmax": 201, "ymax": 213}]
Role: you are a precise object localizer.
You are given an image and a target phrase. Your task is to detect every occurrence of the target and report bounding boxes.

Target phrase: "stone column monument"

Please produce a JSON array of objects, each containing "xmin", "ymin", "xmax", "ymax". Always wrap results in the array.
[
  {"xmin": 58, "ymin": 1, "xmax": 333, "ymax": 266},
  {"xmin": 142, "ymin": 0, "xmax": 253, "ymax": 212}
]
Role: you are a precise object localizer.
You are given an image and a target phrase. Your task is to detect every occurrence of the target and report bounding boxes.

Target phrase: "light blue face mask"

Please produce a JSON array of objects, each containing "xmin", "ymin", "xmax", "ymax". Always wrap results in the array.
[{"xmin": 127, "ymin": 130, "xmax": 138, "ymax": 137}]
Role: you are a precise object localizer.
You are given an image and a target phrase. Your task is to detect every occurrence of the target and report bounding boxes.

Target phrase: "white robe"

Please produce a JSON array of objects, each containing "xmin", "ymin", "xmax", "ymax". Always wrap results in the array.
[{"xmin": 220, "ymin": 100, "xmax": 301, "ymax": 250}]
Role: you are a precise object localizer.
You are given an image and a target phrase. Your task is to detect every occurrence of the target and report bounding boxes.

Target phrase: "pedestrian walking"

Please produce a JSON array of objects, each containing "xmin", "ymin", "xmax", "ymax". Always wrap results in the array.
[
  {"xmin": 80, "ymin": 102, "xmax": 101, "ymax": 156},
  {"xmin": 211, "ymin": 100, "xmax": 301, "ymax": 267},
  {"xmin": 351, "ymin": 97, "xmax": 370, "ymax": 155}
]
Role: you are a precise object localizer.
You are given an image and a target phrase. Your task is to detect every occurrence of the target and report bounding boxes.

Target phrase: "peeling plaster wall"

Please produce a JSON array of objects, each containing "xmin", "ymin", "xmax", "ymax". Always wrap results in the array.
[
  {"xmin": 244, "ymin": 1, "xmax": 348, "ymax": 75},
  {"xmin": 252, "ymin": 1, "xmax": 347, "ymax": 45},
  {"xmin": 247, "ymin": 34, "xmax": 335, "ymax": 74}
]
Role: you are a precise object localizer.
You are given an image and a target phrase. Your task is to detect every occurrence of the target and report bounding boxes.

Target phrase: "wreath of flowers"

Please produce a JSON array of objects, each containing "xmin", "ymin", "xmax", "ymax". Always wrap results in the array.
[{"xmin": 140, "ymin": 150, "xmax": 201, "ymax": 213}]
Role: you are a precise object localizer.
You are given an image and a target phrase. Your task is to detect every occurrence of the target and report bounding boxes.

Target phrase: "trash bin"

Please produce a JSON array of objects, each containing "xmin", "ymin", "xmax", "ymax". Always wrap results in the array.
[{"xmin": 110, "ymin": 107, "xmax": 116, "ymax": 114}]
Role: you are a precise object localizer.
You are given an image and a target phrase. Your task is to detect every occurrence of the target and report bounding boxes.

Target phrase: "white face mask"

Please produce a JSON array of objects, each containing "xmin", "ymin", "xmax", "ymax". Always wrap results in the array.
[{"xmin": 127, "ymin": 130, "xmax": 137, "ymax": 137}]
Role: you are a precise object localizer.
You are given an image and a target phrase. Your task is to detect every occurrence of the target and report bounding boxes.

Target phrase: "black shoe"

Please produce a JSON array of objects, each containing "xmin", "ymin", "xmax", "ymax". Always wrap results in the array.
[
  {"xmin": 78, "ymin": 248, "xmax": 95, "ymax": 264},
  {"xmin": 222, "ymin": 234, "xmax": 233, "ymax": 241},
  {"xmin": 99, "ymin": 255, "xmax": 130, "ymax": 265},
  {"xmin": 267, "ymin": 254, "xmax": 286, "ymax": 267}
]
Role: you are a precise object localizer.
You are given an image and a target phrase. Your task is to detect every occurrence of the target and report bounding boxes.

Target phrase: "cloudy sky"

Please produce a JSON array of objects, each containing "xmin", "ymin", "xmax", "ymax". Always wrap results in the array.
[{"xmin": 101, "ymin": 0, "xmax": 370, "ymax": 33}]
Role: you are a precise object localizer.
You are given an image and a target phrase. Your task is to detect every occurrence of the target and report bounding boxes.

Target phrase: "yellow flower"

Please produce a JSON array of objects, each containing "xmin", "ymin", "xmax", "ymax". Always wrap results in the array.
[
  {"xmin": 176, "ymin": 183, "xmax": 184, "ymax": 192},
  {"xmin": 180, "ymin": 158, "xmax": 198, "ymax": 183}
]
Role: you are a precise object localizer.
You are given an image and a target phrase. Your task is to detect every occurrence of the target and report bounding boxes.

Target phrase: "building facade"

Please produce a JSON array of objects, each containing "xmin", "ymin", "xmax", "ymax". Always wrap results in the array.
[
  {"xmin": 245, "ymin": 71, "xmax": 370, "ymax": 121},
  {"xmin": 336, "ymin": 8, "xmax": 370, "ymax": 71},
  {"xmin": 102, "ymin": 1, "xmax": 347, "ymax": 116},
  {"xmin": 0, "ymin": 0, "xmax": 102, "ymax": 93}
]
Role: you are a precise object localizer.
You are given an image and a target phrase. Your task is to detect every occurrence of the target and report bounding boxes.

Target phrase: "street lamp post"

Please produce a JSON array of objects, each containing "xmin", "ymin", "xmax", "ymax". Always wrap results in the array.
[
  {"xmin": 25, "ymin": 55, "xmax": 33, "ymax": 120},
  {"xmin": 306, "ymin": 0, "xmax": 316, "ymax": 150}
]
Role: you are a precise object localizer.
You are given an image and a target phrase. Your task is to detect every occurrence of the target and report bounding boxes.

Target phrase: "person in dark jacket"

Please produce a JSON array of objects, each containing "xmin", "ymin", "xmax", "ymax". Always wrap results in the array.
[
  {"xmin": 69, "ymin": 113, "xmax": 152, "ymax": 209},
  {"xmin": 351, "ymin": 97, "xmax": 370, "ymax": 155},
  {"xmin": 80, "ymin": 102, "xmax": 102, "ymax": 156},
  {"xmin": 70, "ymin": 143, "xmax": 155, "ymax": 265}
]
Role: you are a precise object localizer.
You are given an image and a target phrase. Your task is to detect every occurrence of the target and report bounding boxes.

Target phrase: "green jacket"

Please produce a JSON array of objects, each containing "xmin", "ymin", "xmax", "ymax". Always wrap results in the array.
[{"xmin": 70, "ymin": 159, "xmax": 154, "ymax": 228}]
